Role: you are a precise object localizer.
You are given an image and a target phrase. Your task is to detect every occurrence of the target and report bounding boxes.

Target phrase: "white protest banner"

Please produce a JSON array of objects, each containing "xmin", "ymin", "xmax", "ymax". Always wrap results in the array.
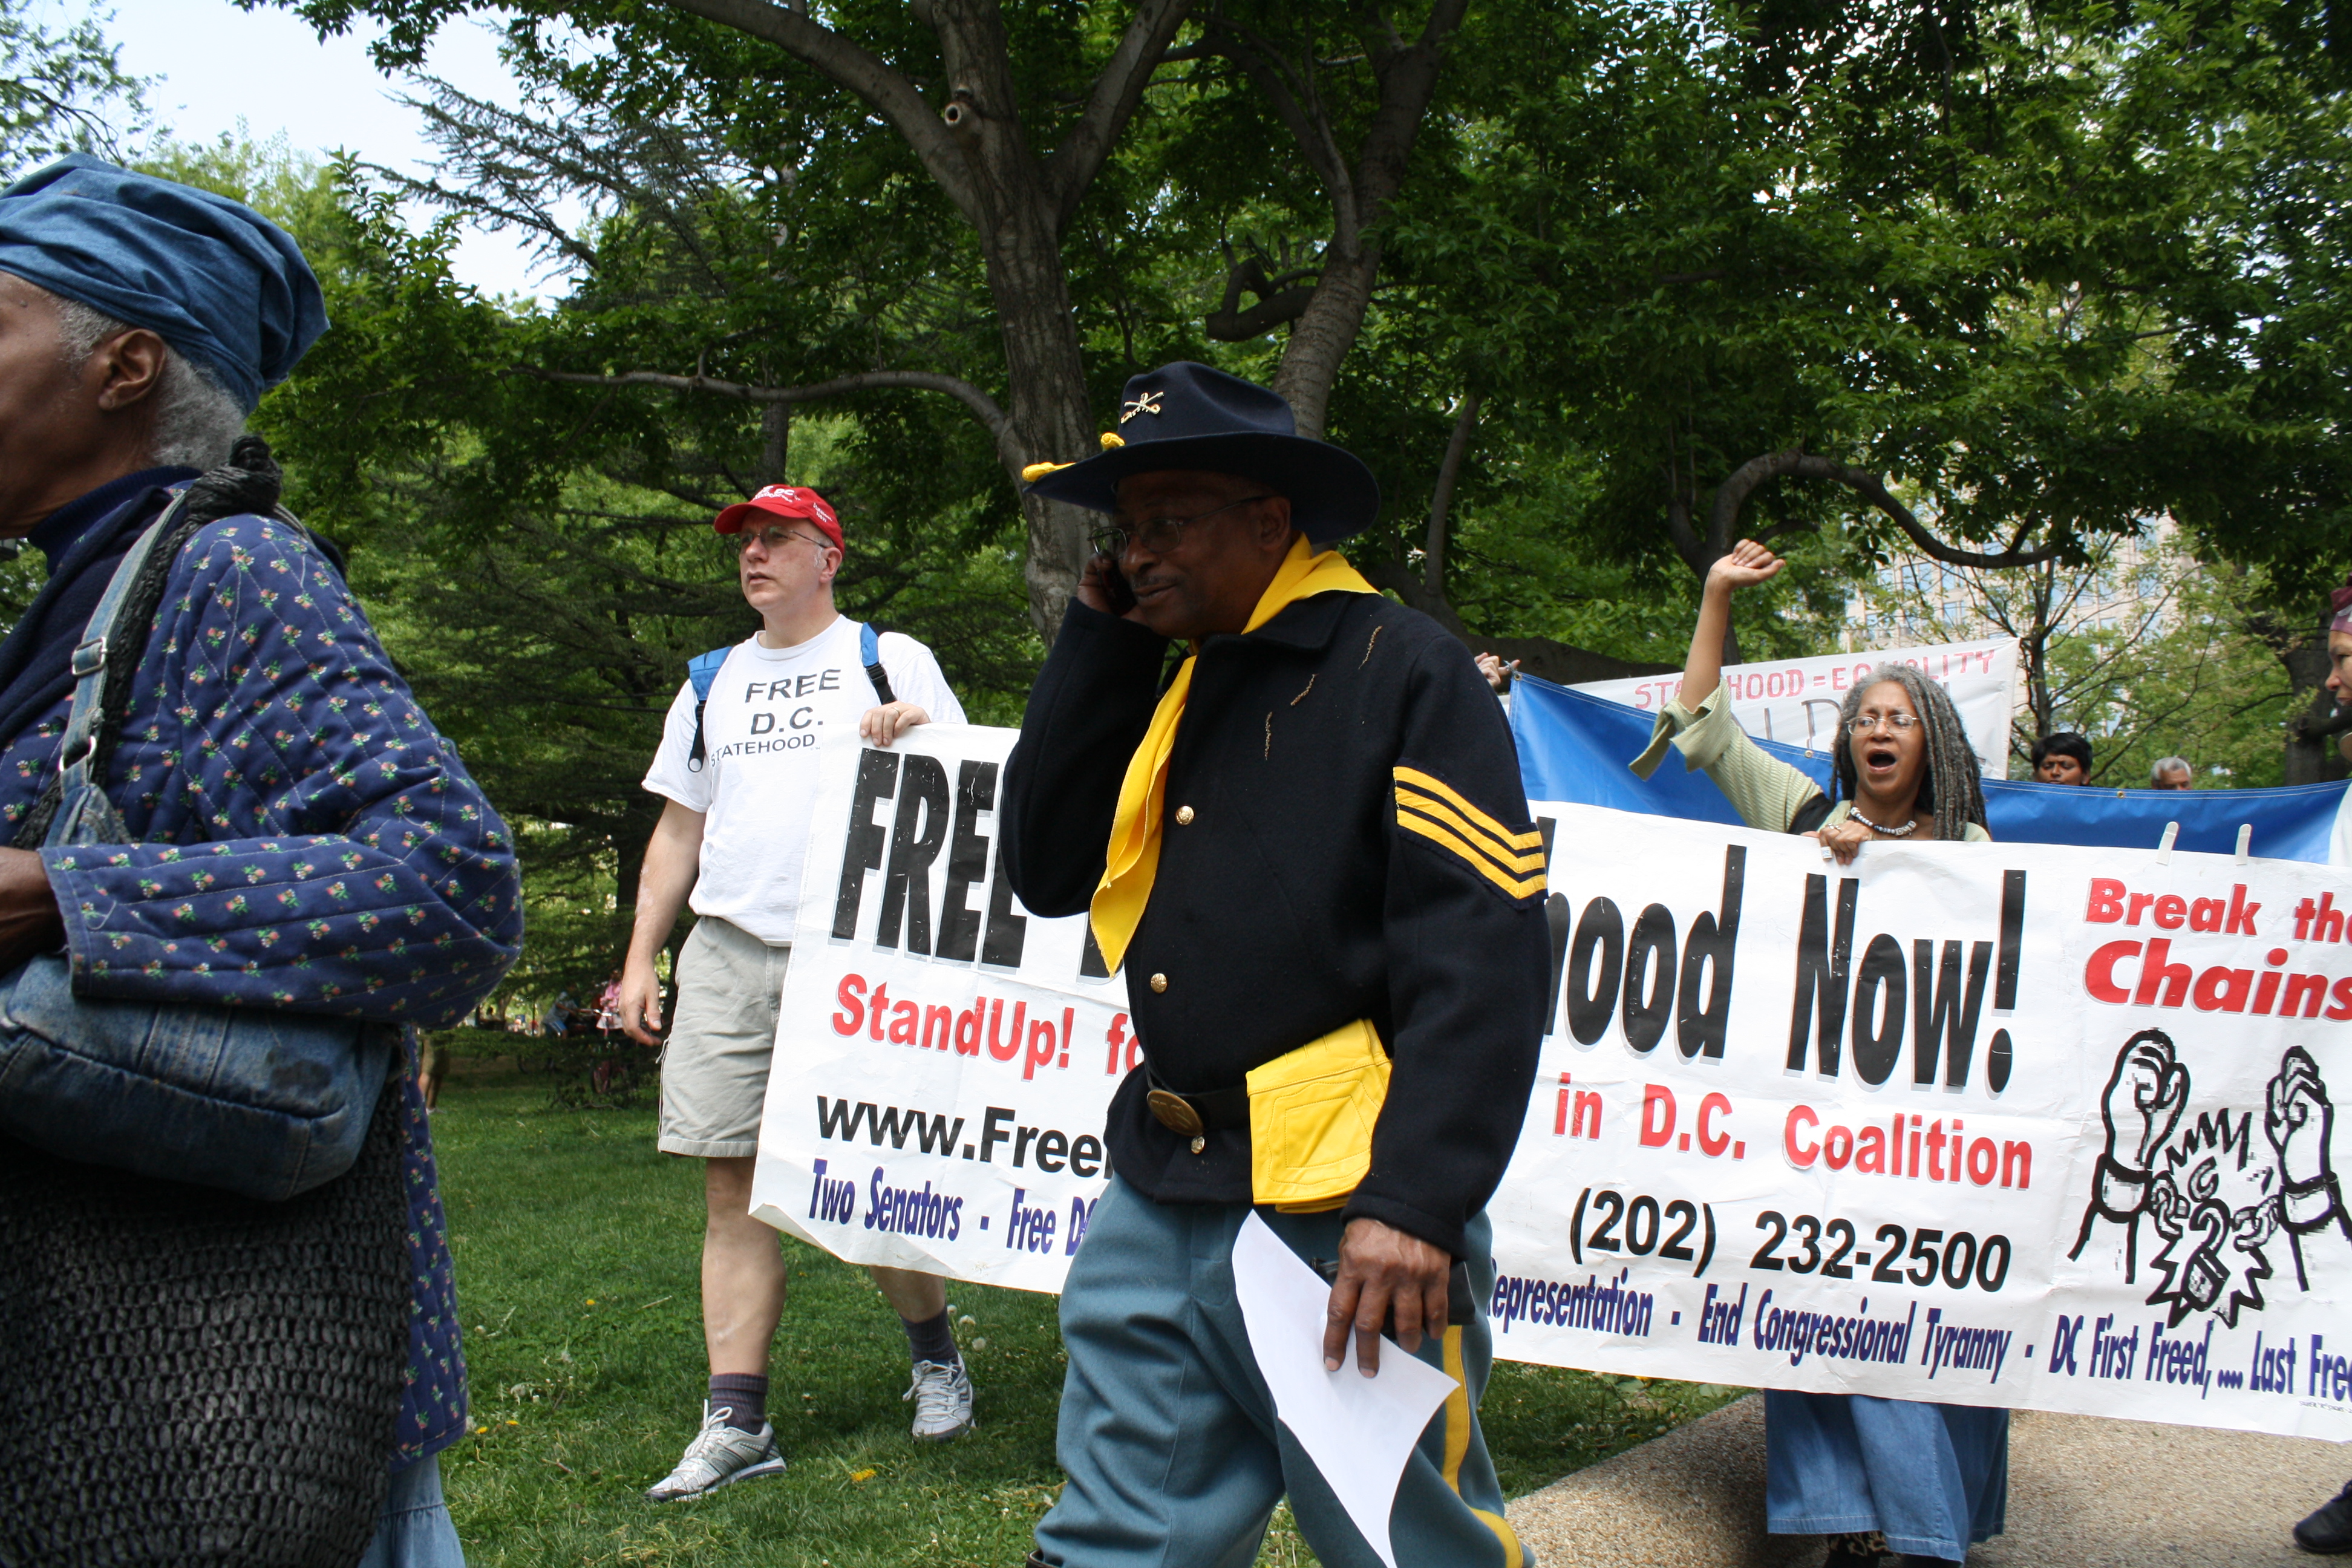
[
  {"xmin": 749, "ymin": 726, "xmax": 1128, "ymax": 1291},
  {"xmin": 1491, "ymin": 800, "xmax": 2352, "ymax": 1440},
  {"xmin": 1571, "ymin": 637, "xmax": 2020, "ymax": 776},
  {"xmin": 753, "ymin": 733, "xmax": 2352, "ymax": 1440}
]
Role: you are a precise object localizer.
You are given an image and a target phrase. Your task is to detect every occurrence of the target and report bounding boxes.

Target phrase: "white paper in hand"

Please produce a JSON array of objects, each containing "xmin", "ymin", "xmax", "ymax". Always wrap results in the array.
[{"xmin": 1230, "ymin": 1213, "xmax": 1459, "ymax": 1568}]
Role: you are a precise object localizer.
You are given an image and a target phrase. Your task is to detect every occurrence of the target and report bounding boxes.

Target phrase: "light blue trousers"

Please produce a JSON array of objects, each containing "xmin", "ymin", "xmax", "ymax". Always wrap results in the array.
[
  {"xmin": 356, "ymin": 1452, "xmax": 466, "ymax": 1568},
  {"xmin": 1034, "ymin": 1177, "xmax": 1527, "ymax": 1568},
  {"xmin": 1765, "ymin": 1392, "xmax": 2008, "ymax": 1561}
]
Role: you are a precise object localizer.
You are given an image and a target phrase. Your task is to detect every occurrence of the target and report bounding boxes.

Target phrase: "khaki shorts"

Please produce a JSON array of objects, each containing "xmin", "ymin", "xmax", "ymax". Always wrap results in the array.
[{"xmin": 658, "ymin": 916, "xmax": 791, "ymax": 1159}]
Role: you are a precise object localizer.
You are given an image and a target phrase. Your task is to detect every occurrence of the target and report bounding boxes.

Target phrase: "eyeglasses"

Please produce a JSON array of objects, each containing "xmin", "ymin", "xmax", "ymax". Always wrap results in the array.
[
  {"xmin": 735, "ymin": 524, "xmax": 833, "ymax": 555},
  {"xmin": 1088, "ymin": 494, "xmax": 1281, "ymax": 559},
  {"xmin": 1847, "ymin": 712, "xmax": 1922, "ymax": 735}
]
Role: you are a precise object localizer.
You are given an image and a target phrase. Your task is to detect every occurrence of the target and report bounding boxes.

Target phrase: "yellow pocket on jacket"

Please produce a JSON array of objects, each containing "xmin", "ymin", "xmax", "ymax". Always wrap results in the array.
[{"xmin": 1246, "ymin": 1019, "xmax": 1391, "ymax": 1212}]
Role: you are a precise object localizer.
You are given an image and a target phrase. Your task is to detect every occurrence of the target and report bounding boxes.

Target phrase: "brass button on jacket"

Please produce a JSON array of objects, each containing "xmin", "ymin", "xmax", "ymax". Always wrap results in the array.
[
  {"xmin": 1149, "ymin": 973, "xmax": 1169, "ymax": 993},
  {"xmin": 1175, "ymin": 805, "xmax": 1195, "ymax": 825}
]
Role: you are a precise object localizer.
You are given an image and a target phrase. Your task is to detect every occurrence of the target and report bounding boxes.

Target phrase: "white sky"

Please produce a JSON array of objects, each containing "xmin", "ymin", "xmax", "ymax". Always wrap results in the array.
[{"xmin": 94, "ymin": 0, "xmax": 568, "ymax": 301}]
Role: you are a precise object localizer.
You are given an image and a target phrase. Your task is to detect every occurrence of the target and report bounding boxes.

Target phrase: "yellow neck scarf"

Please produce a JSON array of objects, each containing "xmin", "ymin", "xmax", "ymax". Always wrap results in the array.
[{"xmin": 1089, "ymin": 535, "xmax": 1375, "ymax": 970}]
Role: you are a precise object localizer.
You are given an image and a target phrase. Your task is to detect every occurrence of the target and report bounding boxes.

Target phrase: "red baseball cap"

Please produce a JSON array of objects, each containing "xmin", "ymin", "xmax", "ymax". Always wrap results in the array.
[{"xmin": 713, "ymin": 485, "xmax": 842, "ymax": 549}]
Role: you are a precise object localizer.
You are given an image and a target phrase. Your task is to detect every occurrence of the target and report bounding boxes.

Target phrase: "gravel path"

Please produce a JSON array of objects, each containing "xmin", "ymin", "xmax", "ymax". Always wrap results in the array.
[{"xmin": 1506, "ymin": 1395, "xmax": 2349, "ymax": 1566}]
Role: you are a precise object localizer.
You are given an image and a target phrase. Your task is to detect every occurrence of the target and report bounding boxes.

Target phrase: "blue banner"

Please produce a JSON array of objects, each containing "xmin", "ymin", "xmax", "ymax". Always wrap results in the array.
[{"xmin": 1509, "ymin": 673, "xmax": 2348, "ymax": 863}]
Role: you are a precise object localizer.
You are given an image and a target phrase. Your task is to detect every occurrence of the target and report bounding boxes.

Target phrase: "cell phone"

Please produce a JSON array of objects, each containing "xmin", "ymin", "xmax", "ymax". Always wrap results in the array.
[{"xmin": 1094, "ymin": 550, "xmax": 1138, "ymax": 615}]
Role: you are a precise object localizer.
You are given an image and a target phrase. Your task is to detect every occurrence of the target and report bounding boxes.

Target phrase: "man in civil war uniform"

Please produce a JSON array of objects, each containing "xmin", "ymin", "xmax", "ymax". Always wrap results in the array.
[{"xmin": 1002, "ymin": 362, "xmax": 1550, "ymax": 1567}]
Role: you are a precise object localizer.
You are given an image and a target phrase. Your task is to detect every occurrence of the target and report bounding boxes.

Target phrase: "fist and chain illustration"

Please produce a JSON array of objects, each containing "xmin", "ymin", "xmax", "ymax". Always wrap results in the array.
[{"xmin": 2071, "ymin": 1029, "xmax": 2351, "ymax": 1327}]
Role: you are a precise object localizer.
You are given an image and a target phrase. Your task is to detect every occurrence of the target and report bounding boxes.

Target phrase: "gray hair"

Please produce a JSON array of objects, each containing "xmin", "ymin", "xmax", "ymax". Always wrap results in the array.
[
  {"xmin": 51, "ymin": 296, "xmax": 246, "ymax": 471},
  {"xmin": 2152, "ymin": 756, "xmax": 2194, "ymax": 785},
  {"xmin": 1833, "ymin": 662, "xmax": 1987, "ymax": 844}
]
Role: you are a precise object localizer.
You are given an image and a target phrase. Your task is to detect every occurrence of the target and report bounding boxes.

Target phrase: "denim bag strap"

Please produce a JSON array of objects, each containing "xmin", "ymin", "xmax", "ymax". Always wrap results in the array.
[{"xmin": 45, "ymin": 492, "xmax": 188, "ymax": 848}]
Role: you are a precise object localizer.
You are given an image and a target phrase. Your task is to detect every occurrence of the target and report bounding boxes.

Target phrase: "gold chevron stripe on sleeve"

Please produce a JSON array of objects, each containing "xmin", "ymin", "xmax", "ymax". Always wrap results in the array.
[
  {"xmin": 1395, "ymin": 809, "xmax": 1547, "ymax": 899},
  {"xmin": 1396, "ymin": 787, "xmax": 1547, "ymax": 873},
  {"xmin": 1393, "ymin": 766, "xmax": 1543, "ymax": 851},
  {"xmin": 1396, "ymin": 802, "xmax": 1546, "ymax": 890}
]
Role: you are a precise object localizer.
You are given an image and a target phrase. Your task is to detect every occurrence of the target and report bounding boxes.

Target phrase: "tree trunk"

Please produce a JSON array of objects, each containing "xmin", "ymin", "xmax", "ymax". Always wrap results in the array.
[
  {"xmin": 2282, "ymin": 636, "xmax": 2352, "ymax": 785},
  {"xmin": 2020, "ymin": 627, "xmax": 2054, "ymax": 751},
  {"xmin": 612, "ymin": 798, "xmax": 662, "ymax": 915},
  {"xmin": 757, "ymin": 399, "xmax": 789, "ymax": 486},
  {"xmin": 1272, "ymin": 244, "xmax": 1380, "ymax": 442},
  {"xmin": 1422, "ymin": 390, "xmax": 1478, "ymax": 597},
  {"xmin": 1253, "ymin": 0, "xmax": 1469, "ymax": 439},
  {"xmin": 986, "ymin": 240, "xmax": 1094, "ymax": 635},
  {"xmin": 934, "ymin": 4, "xmax": 1099, "ymax": 635},
  {"xmin": 2013, "ymin": 564, "xmax": 2060, "ymax": 769},
  {"xmin": 663, "ymin": 0, "xmax": 1195, "ymax": 637}
]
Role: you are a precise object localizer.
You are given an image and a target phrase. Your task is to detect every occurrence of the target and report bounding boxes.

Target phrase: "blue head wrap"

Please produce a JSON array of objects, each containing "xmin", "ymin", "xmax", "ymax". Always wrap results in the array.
[{"xmin": 0, "ymin": 154, "xmax": 327, "ymax": 411}]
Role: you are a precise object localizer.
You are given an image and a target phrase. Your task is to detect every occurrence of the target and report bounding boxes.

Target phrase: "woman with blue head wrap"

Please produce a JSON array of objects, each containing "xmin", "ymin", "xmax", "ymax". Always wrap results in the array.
[
  {"xmin": 0, "ymin": 151, "xmax": 325, "ymax": 410},
  {"xmin": 0, "ymin": 153, "xmax": 328, "ymax": 752},
  {"xmin": 0, "ymin": 158, "xmax": 514, "ymax": 1568}
]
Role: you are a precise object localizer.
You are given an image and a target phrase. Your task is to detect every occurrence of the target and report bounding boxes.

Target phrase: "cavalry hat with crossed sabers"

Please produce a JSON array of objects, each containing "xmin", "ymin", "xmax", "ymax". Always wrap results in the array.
[{"xmin": 1020, "ymin": 361, "xmax": 1381, "ymax": 545}]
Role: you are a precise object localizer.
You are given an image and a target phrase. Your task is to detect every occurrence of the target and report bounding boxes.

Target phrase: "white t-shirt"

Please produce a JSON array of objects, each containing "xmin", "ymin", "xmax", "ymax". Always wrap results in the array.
[{"xmin": 643, "ymin": 616, "xmax": 965, "ymax": 943}]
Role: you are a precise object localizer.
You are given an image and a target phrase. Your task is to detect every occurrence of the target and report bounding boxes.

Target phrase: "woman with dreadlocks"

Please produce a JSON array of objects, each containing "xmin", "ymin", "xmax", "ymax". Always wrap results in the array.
[
  {"xmin": 1630, "ymin": 538, "xmax": 2005, "ymax": 1567},
  {"xmin": 1632, "ymin": 538, "xmax": 1990, "ymax": 860}
]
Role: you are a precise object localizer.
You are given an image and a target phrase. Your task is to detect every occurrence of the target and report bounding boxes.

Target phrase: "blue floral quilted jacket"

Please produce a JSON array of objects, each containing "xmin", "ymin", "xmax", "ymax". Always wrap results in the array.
[{"xmin": 0, "ymin": 483, "xmax": 523, "ymax": 1468}]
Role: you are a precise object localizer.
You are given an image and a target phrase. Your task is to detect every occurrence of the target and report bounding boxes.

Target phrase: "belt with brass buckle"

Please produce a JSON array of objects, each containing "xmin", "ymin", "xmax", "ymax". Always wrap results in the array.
[{"xmin": 1145, "ymin": 1074, "xmax": 1247, "ymax": 1154}]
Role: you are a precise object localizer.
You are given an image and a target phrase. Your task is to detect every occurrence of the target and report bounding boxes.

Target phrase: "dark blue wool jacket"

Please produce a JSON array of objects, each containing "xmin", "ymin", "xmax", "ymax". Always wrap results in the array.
[{"xmin": 1002, "ymin": 594, "xmax": 1547, "ymax": 1262}]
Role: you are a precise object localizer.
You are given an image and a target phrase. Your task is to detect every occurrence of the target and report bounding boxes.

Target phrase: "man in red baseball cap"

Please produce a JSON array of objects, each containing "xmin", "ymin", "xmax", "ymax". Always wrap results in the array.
[{"xmin": 620, "ymin": 483, "xmax": 976, "ymax": 1500}]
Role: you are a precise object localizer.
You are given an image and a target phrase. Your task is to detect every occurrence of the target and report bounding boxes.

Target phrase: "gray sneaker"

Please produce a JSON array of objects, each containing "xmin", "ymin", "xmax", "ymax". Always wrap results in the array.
[
  {"xmin": 645, "ymin": 1402, "xmax": 788, "ymax": 1500},
  {"xmin": 904, "ymin": 1357, "xmax": 975, "ymax": 1441}
]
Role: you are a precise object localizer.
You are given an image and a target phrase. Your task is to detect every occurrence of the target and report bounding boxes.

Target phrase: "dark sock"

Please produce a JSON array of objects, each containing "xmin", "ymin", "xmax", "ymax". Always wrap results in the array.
[
  {"xmin": 902, "ymin": 1308, "xmax": 959, "ymax": 1366},
  {"xmin": 708, "ymin": 1373, "xmax": 768, "ymax": 1433}
]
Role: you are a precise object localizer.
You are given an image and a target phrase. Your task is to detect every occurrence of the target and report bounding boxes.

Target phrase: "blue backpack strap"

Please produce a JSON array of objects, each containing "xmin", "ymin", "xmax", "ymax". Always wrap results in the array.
[
  {"xmin": 686, "ymin": 646, "xmax": 732, "ymax": 769},
  {"xmin": 687, "ymin": 647, "xmax": 730, "ymax": 701},
  {"xmin": 858, "ymin": 622, "xmax": 897, "ymax": 705}
]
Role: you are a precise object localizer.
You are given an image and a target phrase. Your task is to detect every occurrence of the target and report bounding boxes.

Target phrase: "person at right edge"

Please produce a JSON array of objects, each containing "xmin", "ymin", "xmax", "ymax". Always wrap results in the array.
[
  {"xmin": 2293, "ymin": 570, "xmax": 2352, "ymax": 1557},
  {"xmin": 1001, "ymin": 362, "xmax": 1548, "ymax": 1568},
  {"xmin": 1632, "ymin": 538, "xmax": 2003, "ymax": 1567}
]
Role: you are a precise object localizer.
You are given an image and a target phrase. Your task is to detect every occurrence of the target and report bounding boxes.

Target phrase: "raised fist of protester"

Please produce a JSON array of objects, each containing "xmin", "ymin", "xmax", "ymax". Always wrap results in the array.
[
  {"xmin": 2267, "ymin": 1046, "xmax": 2335, "ymax": 1193},
  {"xmin": 1322, "ymin": 1216, "xmax": 1452, "ymax": 1377},
  {"xmin": 858, "ymin": 701, "xmax": 933, "ymax": 748},
  {"xmin": 0, "ymin": 846, "xmax": 63, "ymax": 972},
  {"xmin": 1705, "ymin": 538, "xmax": 1786, "ymax": 596},
  {"xmin": 1677, "ymin": 538, "xmax": 1789, "ymax": 718},
  {"xmin": 2103, "ymin": 1030, "xmax": 2189, "ymax": 1178}
]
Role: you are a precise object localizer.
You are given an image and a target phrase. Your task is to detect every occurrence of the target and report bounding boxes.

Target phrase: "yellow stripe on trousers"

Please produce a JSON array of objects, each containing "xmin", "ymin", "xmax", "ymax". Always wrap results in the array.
[{"xmin": 1440, "ymin": 1325, "xmax": 1524, "ymax": 1568}]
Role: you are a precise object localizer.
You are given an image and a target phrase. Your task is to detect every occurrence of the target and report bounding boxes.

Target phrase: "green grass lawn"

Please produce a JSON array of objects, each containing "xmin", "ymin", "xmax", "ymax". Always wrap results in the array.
[{"xmin": 430, "ymin": 1062, "xmax": 1739, "ymax": 1567}]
